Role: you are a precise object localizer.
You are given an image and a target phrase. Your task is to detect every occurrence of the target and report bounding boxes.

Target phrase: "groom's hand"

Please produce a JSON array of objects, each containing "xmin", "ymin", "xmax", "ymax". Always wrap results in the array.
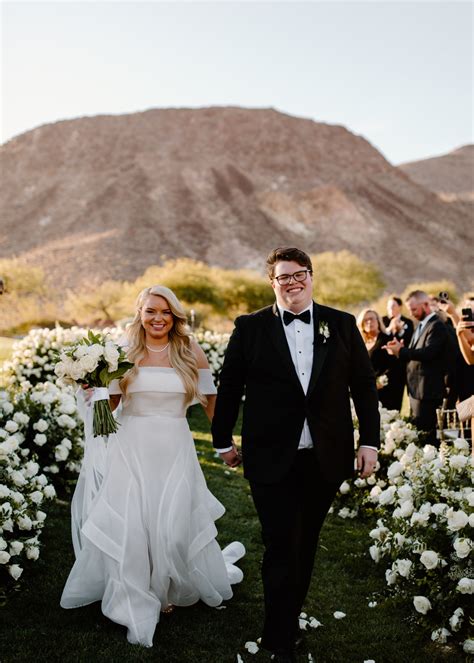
[
  {"xmin": 357, "ymin": 447, "xmax": 378, "ymax": 478},
  {"xmin": 219, "ymin": 444, "xmax": 242, "ymax": 468}
]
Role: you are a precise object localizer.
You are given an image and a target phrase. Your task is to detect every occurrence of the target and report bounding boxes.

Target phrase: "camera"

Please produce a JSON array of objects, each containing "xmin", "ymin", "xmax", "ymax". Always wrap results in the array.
[
  {"xmin": 438, "ymin": 291, "xmax": 449, "ymax": 304},
  {"xmin": 461, "ymin": 308, "xmax": 474, "ymax": 322}
]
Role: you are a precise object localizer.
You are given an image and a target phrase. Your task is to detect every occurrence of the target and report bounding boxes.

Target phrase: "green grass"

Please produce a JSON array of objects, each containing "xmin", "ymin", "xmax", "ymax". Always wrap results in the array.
[
  {"xmin": 0, "ymin": 407, "xmax": 462, "ymax": 663},
  {"xmin": 0, "ymin": 336, "xmax": 15, "ymax": 364}
]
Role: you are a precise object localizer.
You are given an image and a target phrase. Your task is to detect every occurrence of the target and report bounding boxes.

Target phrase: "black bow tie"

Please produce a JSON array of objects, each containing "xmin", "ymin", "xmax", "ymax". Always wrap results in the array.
[{"xmin": 283, "ymin": 309, "xmax": 311, "ymax": 326}]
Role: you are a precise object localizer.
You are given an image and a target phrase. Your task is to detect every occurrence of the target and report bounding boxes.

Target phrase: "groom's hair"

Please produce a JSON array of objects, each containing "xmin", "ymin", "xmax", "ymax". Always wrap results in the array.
[{"xmin": 266, "ymin": 247, "xmax": 313, "ymax": 279}]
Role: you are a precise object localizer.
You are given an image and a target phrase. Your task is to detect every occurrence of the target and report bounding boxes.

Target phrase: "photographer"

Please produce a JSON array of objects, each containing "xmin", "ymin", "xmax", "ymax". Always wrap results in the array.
[{"xmin": 456, "ymin": 301, "xmax": 474, "ymax": 366}]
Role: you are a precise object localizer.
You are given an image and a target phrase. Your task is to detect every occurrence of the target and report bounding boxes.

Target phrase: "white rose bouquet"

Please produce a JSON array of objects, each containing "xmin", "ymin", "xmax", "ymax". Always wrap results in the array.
[{"xmin": 54, "ymin": 331, "xmax": 133, "ymax": 437}]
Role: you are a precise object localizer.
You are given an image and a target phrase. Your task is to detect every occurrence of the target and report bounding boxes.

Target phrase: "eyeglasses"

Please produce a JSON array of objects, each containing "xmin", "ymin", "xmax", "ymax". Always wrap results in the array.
[{"xmin": 273, "ymin": 270, "xmax": 311, "ymax": 286}]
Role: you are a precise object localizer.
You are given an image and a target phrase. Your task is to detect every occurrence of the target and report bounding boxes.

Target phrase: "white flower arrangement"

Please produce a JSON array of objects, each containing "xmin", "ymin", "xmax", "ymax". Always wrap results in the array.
[
  {"xmin": 0, "ymin": 383, "xmax": 84, "ymax": 493},
  {"xmin": 54, "ymin": 330, "xmax": 133, "ymax": 437},
  {"xmin": 0, "ymin": 393, "xmax": 56, "ymax": 588},
  {"xmin": 193, "ymin": 330, "xmax": 230, "ymax": 385}
]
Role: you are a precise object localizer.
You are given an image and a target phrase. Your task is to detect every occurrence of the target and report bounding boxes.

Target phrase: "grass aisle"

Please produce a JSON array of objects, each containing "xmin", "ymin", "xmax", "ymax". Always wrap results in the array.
[{"xmin": 0, "ymin": 408, "xmax": 461, "ymax": 663}]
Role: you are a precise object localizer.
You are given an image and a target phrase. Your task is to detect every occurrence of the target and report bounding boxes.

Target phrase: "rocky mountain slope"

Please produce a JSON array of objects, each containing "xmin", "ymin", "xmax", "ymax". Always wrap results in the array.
[{"xmin": 1, "ymin": 107, "xmax": 472, "ymax": 291}]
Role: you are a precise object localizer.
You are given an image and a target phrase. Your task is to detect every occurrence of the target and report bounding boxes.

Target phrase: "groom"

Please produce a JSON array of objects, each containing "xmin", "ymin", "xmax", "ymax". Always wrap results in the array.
[{"xmin": 211, "ymin": 247, "xmax": 380, "ymax": 662}]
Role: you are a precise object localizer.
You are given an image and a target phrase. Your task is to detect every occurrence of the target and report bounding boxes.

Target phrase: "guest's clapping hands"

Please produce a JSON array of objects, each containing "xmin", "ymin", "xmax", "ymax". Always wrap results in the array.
[{"xmin": 383, "ymin": 337, "xmax": 404, "ymax": 357}]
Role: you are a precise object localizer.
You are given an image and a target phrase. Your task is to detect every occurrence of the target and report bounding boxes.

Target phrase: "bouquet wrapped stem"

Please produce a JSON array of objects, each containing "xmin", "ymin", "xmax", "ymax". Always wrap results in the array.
[{"xmin": 91, "ymin": 387, "xmax": 119, "ymax": 437}]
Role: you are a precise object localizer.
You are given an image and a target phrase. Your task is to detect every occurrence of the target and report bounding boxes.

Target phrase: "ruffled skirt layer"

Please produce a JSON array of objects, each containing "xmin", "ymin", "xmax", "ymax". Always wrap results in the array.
[{"xmin": 61, "ymin": 414, "xmax": 244, "ymax": 647}]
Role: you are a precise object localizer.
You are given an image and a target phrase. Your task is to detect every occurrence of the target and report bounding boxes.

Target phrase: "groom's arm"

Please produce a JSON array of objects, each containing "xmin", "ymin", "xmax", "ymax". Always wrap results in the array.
[
  {"xmin": 347, "ymin": 315, "xmax": 381, "ymax": 449},
  {"xmin": 211, "ymin": 317, "xmax": 247, "ymax": 453}
]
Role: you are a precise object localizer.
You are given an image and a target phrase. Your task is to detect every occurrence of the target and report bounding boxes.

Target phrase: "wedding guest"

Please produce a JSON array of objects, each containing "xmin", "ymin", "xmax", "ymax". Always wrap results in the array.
[
  {"xmin": 212, "ymin": 247, "xmax": 379, "ymax": 663},
  {"xmin": 384, "ymin": 290, "xmax": 449, "ymax": 445},
  {"xmin": 381, "ymin": 295, "xmax": 414, "ymax": 409},
  {"xmin": 356, "ymin": 309, "xmax": 395, "ymax": 409},
  {"xmin": 61, "ymin": 285, "xmax": 244, "ymax": 647}
]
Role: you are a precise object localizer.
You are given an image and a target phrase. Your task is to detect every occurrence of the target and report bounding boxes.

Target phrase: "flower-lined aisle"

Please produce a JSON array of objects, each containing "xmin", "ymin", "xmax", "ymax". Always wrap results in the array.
[
  {"xmin": 332, "ymin": 409, "xmax": 473, "ymax": 654},
  {"xmin": 1, "ymin": 325, "xmax": 472, "ymax": 655}
]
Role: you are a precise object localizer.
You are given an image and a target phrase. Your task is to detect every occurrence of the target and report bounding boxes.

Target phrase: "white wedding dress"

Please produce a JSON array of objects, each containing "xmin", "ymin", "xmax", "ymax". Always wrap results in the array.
[{"xmin": 60, "ymin": 367, "xmax": 245, "ymax": 647}]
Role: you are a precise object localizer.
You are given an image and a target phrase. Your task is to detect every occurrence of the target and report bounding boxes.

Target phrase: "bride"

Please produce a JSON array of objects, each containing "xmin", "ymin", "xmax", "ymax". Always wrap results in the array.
[{"xmin": 60, "ymin": 285, "xmax": 245, "ymax": 647}]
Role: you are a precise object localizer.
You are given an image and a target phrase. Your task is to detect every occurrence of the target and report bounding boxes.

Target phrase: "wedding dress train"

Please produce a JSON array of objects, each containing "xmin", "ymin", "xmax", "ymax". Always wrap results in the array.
[{"xmin": 61, "ymin": 368, "xmax": 245, "ymax": 647}]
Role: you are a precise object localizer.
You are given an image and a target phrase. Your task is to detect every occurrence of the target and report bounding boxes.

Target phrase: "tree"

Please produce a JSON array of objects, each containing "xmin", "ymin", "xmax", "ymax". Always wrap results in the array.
[
  {"xmin": 64, "ymin": 280, "xmax": 132, "ymax": 325},
  {"xmin": 311, "ymin": 251, "xmax": 385, "ymax": 309},
  {"xmin": 0, "ymin": 258, "xmax": 46, "ymax": 296}
]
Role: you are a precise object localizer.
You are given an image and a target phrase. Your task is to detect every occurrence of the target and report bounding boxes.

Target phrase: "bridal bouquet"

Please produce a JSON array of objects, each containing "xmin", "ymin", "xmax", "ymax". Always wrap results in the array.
[{"xmin": 54, "ymin": 331, "xmax": 133, "ymax": 437}]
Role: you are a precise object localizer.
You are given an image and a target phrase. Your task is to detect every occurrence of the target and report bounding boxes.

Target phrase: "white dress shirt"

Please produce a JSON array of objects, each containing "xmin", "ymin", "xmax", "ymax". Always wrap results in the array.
[{"xmin": 411, "ymin": 312, "xmax": 436, "ymax": 346}]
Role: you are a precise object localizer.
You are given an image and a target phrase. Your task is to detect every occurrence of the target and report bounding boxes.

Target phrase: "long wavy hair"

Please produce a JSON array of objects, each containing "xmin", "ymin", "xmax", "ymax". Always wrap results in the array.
[
  {"xmin": 120, "ymin": 285, "xmax": 206, "ymax": 407},
  {"xmin": 356, "ymin": 308, "xmax": 387, "ymax": 342}
]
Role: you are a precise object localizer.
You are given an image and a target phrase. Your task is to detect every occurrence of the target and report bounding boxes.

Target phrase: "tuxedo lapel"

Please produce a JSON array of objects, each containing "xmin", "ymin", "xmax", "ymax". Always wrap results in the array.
[
  {"xmin": 267, "ymin": 304, "xmax": 303, "ymax": 389},
  {"xmin": 307, "ymin": 303, "xmax": 330, "ymax": 398}
]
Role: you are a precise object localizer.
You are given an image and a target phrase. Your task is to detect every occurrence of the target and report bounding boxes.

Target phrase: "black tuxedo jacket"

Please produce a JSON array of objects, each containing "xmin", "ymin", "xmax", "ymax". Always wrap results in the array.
[
  {"xmin": 211, "ymin": 302, "xmax": 380, "ymax": 485},
  {"xmin": 399, "ymin": 314, "xmax": 449, "ymax": 401},
  {"xmin": 382, "ymin": 315, "xmax": 414, "ymax": 346}
]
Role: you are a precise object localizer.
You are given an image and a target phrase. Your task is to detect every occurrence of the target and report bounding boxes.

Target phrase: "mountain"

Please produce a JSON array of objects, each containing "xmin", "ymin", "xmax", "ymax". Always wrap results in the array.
[
  {"xmin": 399, "ymin": 145, "xmax": 474, "ymax": 201},
  {"xmin": 1, "ymin": 107, "xmax": 472, "ymax": 291}
]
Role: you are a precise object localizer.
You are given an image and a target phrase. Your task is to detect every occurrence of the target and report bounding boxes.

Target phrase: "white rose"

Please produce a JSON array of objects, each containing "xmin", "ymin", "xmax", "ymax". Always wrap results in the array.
[
  {"xmin": 104, "ymin": 342, "xmax": 120, "ymax": 371},
  {"xmin": 456, "ymin": 578, "xmax": 474, "ymax": 594},
  {"xmin": 29, "ymin": 490, "xmax": 44, "ymax": 504},
  {"xmin": 410, "ymin": 511, "xmax": 430, "ymax": 527},
  {"xmin": 26, "ymin": 546, "xmax": 40, "ymax": 561},
  {"xmin": 333, "ymin": 611, "xmax": 346, "ymax": 619},
  {"xmin": 453, "ymin": 538, "xmax": 471, "ymax": 559},
  {"xmin": 61, "ymin": 437, "xmax": 72, "ymax": 450},
  {"xmin": 1, "ymin": 502, "xmax": 13, "ymax": 516},
  {"xmin": 13, "ymin": 412, "xmax": 29, "ymax": 425},
  {"xmin": 394, "ymin": 533, "xmax": 406, "ymax": 547},
  {"xmin": 420, "ymin": 550, "xmax": 439, "ymax": 570},
  {"xmin": 55, "ymin": 445, "xmax": 69, "ymax": 462},
  {"xmin": 385, "ymin": 568, "xmax": 397, "ymax": 585},
  {"xmin": 4, "ymin": 420, "xmax": 19, "ymax": 433},
  {"xmin": 43, "ymin": 485, "xmax": 56, "ymax": 499},
  {"xmin": 24, "ymin": 461, "xmax": 40, "ymax": 478},
  {"xmin": 87, "ymin": 344, "xmax": 104, "ymax": 360},
  {"xmin": 57, "ymin": 414, "xmax": 76, "ymax": 429},
  {"xmin": 0, "ymin": 537, "xmax": 6, "ymax": 551},
  {"xmin": 2, "ymin": 518, "xmax": 14, "ymax": 532},
  {"xmin": 463, "ymin": 639, "xmax": 474, "ymax": 655},
  {"xmin": 398, "ymin": 484, "xmax": 413, "ymax": 501},
  {"xmin": 395, "ymin": 559, "xmax": 412, "ymax": 578},
  {"xmin": 2, "ymin": 402, "xmax": 14, "ymax": 415},
  {"xmin": 431, "ymin": 628, "xmax": 451, "ymax": 643},
  {"xmin": 0, "ymin": 484, "xmax": 11, "ymax": 499},
  {"xmin": 413, "ymin": 595, "xmax": 431, "ymax": 614},
  {"xmin": 339, "ymin": 481, "xmax": 351, "ymax": 494},
  {"xmin": 18, "ymin": 515, "xmax": 33, "ymax": 530},
  {"xmin": 32, "ymin": 419, "xmax": 48, "ymax": 432},
  {"xmin": 10, "ymin": 470, "xmax": 27, "ymax": 487},
  {"xmin": 387, "ymin": 461, "xmax": 403, "ymax": 480},
  {"xmin": 454, "ymin": 437, "xmax": 470, "ymax": 452},
  {"xmin": 79, "ymin": 354, "xmax": 99, "ymax": 373},
  {"xmin": 34, "ymin": 433, "xmax": 47, "ymax": 447},
  {"xmin": 449, "ymin": 454, "xmax": 468, "ymax": 471},
  {"xmin": 369, "ymin": 545, "xmax": 380, "ymax": 562},
  {"xmin": 449, "ymin": 607, "xmax": 464, "ymax": 632},
  {"xmin": 8, "ymin": 564, "xmax": 23, "ymax": 580},
  {"xmin": 422, "ymin": 445, "xmax": 438, "ymax": 461},
  {"xmin": 446, "ymin": 508, "xmax": 469, "ymax": 532},
  {"xmin": 9, "ymin": 540, "xmax": 24, "ymax": 555},
  {"xmin": 378, "ymin": 486, "xmax": 397, "ymax": 506},
  {"xmin": 398, "ymin": 500, "xmax": 414, "ymax": 518},
  {"xmin": 35, "ymin": 510, "xmax": 47, "ymax": 522},
  {"xmin": 0, "ymin": 551, "xmax": 11, "ymax": 564}
]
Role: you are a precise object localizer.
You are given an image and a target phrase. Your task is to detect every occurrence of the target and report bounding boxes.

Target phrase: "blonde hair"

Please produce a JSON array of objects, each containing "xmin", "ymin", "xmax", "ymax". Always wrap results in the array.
[
  {"xmin": 120, "ymin": 285, "xmax": 206, "ymax": 407},
  {"xmin": 356, "ymin": 308, "xmax": 387, "ymax": 342}
]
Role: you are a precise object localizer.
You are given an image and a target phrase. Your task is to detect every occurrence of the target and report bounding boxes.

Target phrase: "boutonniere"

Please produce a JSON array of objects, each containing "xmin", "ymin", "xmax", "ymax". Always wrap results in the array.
[{"xmin": 318, "ymin": 321, "xmax": 330, "ymax": 343}]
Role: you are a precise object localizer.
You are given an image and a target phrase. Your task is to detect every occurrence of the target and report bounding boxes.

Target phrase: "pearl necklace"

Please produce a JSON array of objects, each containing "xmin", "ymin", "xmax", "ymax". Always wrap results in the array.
[{"xmin": 146, "ymin": 343, "xmax": 169, "ymax": 354}]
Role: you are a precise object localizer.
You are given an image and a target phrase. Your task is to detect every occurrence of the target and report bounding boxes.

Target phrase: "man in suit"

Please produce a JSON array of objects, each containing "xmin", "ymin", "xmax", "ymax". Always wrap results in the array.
[
  {"xmin": 211, "ymin": 247, "xmax": 380, "ymax": 663},
  {"xmin": 381, "ymin": 295, "xmax": 414, "ymax": 410},
  {"xmin": 384, "ymin": 290, "xmax": 449, "ymax": 445}
]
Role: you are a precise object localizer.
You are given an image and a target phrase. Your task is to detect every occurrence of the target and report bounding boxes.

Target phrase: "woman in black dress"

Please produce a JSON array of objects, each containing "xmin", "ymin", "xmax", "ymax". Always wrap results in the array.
[{"xmin": 357, "ymin": 308, "xmax": 398, "ymax": 410}]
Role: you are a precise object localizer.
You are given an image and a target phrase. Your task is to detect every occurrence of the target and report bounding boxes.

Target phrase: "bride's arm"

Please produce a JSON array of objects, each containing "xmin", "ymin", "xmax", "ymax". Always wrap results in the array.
[
  {"xmin": 110, "ymin": 394, "xmax": 122, "ymax": 411},
  {"xmin": 191, "ymin": 341, "xmax": 216, "ymax": 421}
]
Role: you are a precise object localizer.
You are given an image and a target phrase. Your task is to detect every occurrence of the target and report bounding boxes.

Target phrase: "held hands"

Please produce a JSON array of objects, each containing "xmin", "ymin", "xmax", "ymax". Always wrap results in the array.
[
  {"xmin": 219, "ymin": 442, "xmax": 242, "ymax": 468},
  {"xmin": 357, "ymin": 447, "xmax": 378, "ymax": 479},
  {"xmin": 383, "ymin": 338, "xmax": 404, "ymax": 357}
]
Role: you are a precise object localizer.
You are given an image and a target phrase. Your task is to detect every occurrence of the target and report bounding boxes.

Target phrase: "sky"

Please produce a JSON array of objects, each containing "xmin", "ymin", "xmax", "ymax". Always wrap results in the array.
[{"xmin": 1, "ymin": 0, "xmax": 472, "ymax": 164}]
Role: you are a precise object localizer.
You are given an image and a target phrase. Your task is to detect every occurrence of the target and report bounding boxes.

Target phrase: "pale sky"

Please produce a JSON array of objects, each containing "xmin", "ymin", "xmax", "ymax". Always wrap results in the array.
[{"xmin": 1, "ymin": 0, "xmax": 472, "ymax": 164}]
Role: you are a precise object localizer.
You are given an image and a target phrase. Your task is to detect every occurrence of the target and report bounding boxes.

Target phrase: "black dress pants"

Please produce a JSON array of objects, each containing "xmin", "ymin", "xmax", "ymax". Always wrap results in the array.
[
  {"xmin": 409, "ymin": 396, "xmax": 442, "ymax": 446},
  {"xmin": 249, "ymin": 449, "xmax": 340, "ymax": 654}
]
